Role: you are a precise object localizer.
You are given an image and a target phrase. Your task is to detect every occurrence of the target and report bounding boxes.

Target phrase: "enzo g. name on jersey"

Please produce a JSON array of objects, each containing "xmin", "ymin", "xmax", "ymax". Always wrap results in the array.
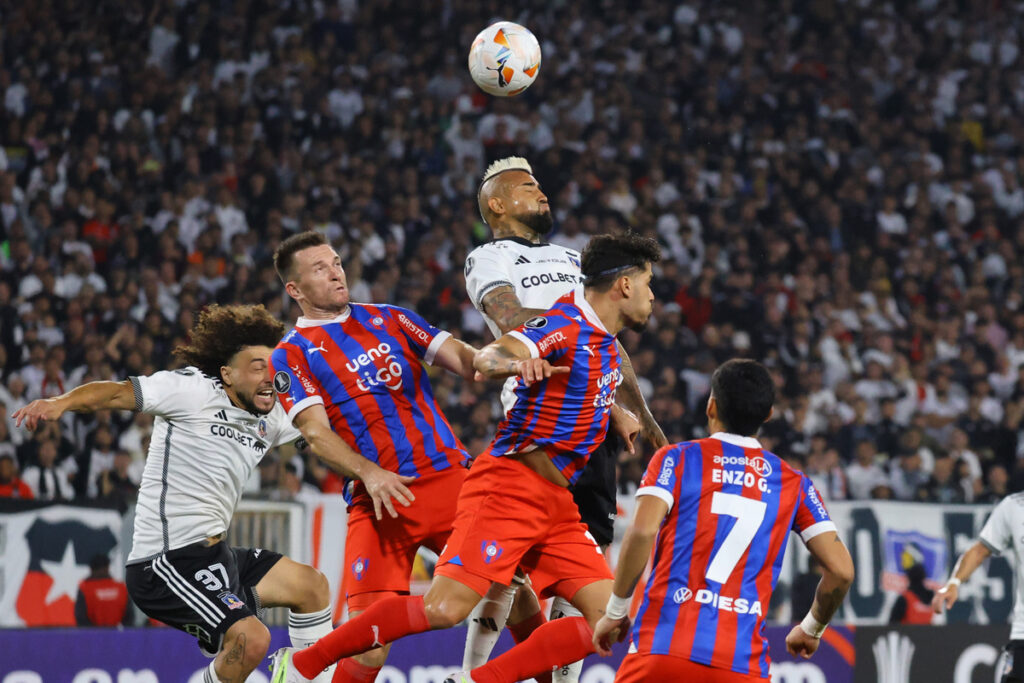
[
  {"xmin": 710, "ymin": 453, "xmax": 774, "ymax": 493},
  {"xmin": 209, "ymin": 423, "xmax": 267, "ymax": 453}
]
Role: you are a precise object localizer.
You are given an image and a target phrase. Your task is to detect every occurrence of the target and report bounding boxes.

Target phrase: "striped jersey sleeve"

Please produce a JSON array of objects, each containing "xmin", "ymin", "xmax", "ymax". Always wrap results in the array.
[
  {"xmin": 270, "ymin": 338, "xmax": 325, "ymax": 419},
  {"xmin": 381, "ymin": 305, "xmax": 451, "ymax": 364},
  {"xmin": 507, "ymin": 314, "xmax": 575, "ymax": 360}
]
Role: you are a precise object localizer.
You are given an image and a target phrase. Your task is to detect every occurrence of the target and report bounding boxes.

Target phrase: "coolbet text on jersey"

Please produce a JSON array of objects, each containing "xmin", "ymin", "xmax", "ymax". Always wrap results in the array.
[{"xmin": 631, "ymin": 434, "xmax": 836, "ymax": 679}]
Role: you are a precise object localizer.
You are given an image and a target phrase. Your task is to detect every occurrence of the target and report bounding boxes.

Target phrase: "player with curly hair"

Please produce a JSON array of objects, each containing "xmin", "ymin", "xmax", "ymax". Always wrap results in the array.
[{"xmin": 14, "ymin": 304, "xmax": 338, "ymax": 683}]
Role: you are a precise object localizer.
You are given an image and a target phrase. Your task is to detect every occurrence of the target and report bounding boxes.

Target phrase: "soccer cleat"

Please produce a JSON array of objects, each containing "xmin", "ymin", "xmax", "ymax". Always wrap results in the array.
[
  {"xmin": 443, "ymin": 671, "xmax": 477, "ymax": 683},
  {"xmin": 268, "ymin": 647, "xmax": 311, "ymax": 683}
]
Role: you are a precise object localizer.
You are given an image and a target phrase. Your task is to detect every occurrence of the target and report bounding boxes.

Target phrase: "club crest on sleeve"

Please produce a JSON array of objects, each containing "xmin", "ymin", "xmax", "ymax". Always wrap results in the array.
[
  {"xmin": 257, "ymin": 419, "xmax": 268, "ymax": 439},
  {"xmin": 273, "ymin": 371, "xmax": 291, "ymax": 394},
  {"xmin": 524, "ymin": 317, "xmax": 547, "ymax": 329}
]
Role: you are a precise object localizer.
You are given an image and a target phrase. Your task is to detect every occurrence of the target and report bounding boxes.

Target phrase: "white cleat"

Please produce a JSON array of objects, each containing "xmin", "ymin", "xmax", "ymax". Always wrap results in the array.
[
  {"xmin": 268, "ymin": 647, "xmax": 311, "ymax": 683},
  {"xmin": 444, "ymin": 671, "xmax": 477, "ymax": 683}
]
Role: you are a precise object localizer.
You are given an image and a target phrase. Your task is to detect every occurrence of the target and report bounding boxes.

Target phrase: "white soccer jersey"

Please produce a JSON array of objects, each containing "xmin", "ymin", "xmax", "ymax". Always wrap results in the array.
[
  {"xmin": 127, "ymin": 367, "xmax": 301, "ymax": 562},
  {"xmin": 464, "ymin": 237, "xmax": 583, "ymax": 339},
  {"xmin": 979, "ymin": 492, "xmax": 1024, "ymax": 639},
  {"xmin": 464, "ymin": 236, "xmax": 582, "ymax": 411}
]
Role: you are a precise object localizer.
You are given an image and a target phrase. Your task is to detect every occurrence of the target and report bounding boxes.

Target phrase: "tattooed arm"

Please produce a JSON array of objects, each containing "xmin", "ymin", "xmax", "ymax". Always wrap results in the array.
[
  {"xmin": 480, "ymin": 285, "xmax": 545, "ymax": 335},
  {"xmin": 786, "ymin": 531, "xmax": 855, "ymax": 659},
  {"xmin": 474, "ymin": 334, "xmax": 570, "ymax": 387}
]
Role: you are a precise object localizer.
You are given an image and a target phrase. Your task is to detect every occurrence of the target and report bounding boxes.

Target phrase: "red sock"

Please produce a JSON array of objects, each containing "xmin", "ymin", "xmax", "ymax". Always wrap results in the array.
[
  {"xmin": 471, "ymin": 616, "xmax": 594, "ymax": 683},
  {"xmin": 507, "ymin": 610, "xmax": 552, "ymax": 683},
  {"xmin": 292, "ymin": 595, "xmax": 429, "ymax": 679},
  {"xmin": 331, "ymin": 658, "xmax": 382, "ymax": 683},
  {"xmin": 508, "ymin": 610, "xmax": 547, "ymax": 644}
]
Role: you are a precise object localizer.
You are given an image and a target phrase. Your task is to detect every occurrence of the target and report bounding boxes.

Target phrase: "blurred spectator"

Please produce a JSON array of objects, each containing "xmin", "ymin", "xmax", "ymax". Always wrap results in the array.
[
  {"xmin": 96, "ymin": 450, "xmax": 140, "ymax": 513},
  {"xmin": 846, "ymin": 440, "xmax": 887, "ymax": 500},
  {"xmin": 916, "ymin": 456, "xmax": 966, "ymax": 504},
  {"xmin": 75, "ymin": 554, "xmax": 132, "ymax": 627},
  {"xmin": 22, "ymin": 439, "xmax": 73, "ymax": 501},
  {"xmin": 0, "ymin": 453, "xmax": 32, "ymax": 499},
  {"xmin": 888, "ymin": 560, "xmax": 935, "ymax": 625}
]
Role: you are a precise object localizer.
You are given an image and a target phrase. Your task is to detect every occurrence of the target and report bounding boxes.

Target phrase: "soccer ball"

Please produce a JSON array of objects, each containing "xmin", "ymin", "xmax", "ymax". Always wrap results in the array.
[{"xmin": 468, "ymin": 21, "xmax": 541, "ymax": 97}]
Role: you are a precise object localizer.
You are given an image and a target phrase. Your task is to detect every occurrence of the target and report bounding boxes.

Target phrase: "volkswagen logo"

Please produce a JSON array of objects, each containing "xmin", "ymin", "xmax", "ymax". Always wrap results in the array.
[{"xmin": 673, "ymin": 587, "xmax": 693, "ymax": 604}]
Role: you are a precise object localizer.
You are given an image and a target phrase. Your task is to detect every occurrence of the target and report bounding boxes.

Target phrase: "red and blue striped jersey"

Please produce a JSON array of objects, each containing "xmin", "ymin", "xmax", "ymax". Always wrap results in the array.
[
  {"xmin": 630, "ymin": 433, "xmax": 836, "ymax": 679},
  {"xmin": 270, "ymin": 304, "xmax": 469, "ymax": 501},
  {"xmin": 483, "ymin": 289, "xmax": 622, "ymax": 485}
]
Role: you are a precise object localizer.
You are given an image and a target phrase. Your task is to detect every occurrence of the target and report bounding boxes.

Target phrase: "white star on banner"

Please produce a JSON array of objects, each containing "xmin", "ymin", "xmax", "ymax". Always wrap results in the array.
[{"xmin": 39, "ymin": 541, "xmax": 91, "ymax": 605}]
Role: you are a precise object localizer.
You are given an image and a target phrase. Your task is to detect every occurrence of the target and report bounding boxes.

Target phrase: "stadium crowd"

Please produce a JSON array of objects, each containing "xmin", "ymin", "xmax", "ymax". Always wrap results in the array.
[{"xmin": 0, "ymin": 0, "xmax": 1023, "ymax": 510}]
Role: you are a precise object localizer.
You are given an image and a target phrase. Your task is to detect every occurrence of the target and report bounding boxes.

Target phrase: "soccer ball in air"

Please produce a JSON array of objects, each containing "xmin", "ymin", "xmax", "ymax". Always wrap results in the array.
[{"xmin": 468, "ymin": 21, "xmax": 541, "ymax": 97}]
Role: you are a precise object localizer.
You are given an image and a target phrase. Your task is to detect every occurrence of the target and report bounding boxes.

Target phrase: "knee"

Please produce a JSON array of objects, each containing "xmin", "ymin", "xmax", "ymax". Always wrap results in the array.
[
  {"xmin": 294, "ymin": 565, "xmax": 330, "ymax": 612},
  {"xmin": 226, "ymin": 619, "xmax": 271, "ymax": 669},
  {"xmin": 306, "ymin": 566, "xmax": 330, "ymax": 609},
  {"xmin": 423, "ymin": 594, "xmax": 471, "ymax": 630},
  {"xmin": 509, "ymin": 584, "xmax": 540, "ymax": 623}
]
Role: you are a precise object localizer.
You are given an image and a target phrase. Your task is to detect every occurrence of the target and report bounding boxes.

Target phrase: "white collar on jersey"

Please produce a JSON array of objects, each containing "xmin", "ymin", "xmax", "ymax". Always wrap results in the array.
[
  {"xmin": 573, "ymin": 288, "xmax": 608, "ymax": 333},
  {"xmin": 296, "ymin": 305, "xmax": 353, "ymax": 327},
  {"xmin": 710, "ymin": 432, "xmax": 763, "ymax": 449}
]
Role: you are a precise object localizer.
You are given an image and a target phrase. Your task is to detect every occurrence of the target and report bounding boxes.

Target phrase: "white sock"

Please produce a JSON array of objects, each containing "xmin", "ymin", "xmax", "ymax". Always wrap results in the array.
[
  {"xmin": 462, "ymin": 582, "xmax": 518, "ymax": 668},
  {"xmin": 289, "ymin": 605, "xmax": 335, "ymax": 682},
  {"xmin": 204, "ymin": 660, "xmax": 218, "ymax": 683},
  {"xmin": 550, "ymin": 597, "xmax": 584, "ymax": 683}
]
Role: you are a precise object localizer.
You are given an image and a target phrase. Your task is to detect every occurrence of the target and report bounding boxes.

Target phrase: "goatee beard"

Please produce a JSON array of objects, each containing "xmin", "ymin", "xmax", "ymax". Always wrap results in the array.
[{"xmin": 517, "ymin": 210, "xmax": 553, "ymax": 236}]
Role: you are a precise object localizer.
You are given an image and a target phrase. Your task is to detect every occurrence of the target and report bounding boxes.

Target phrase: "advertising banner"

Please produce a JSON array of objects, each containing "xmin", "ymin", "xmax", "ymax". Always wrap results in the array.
[
  {"xmin": 0, "ymin": 625, "xmax": 853, "ymax": 682},
  {"xmin": 853, "ymin": 624, "xmax": 1008, "ymax": 683}
]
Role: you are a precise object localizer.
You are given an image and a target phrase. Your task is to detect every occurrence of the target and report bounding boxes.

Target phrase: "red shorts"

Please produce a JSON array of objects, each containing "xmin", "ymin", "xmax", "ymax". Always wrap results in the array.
[
  {"xmin": 616, "ymin": 654, "xmax": 766, "ymax": 682},
  {"xmin": 435, "ymin": 454, "xmax": 612, "ymax": 600},
  {"xmin": 343, "ymin": 465, "xmax": 466, "ymax": 610}
]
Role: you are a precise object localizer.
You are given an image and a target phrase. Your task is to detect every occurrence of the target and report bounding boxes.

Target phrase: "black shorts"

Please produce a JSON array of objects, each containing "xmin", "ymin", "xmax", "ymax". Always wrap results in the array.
[
  {"xmin": 125, "ymin": 542, "xmax": 282, "ymax": 655},
  {"xmin": 1000, "ymin": 640, "xmax": 1024, "ymax": 681},
  {"xmin": 570, "ymin": 434, "xmax": 622, "ymax": 547}
]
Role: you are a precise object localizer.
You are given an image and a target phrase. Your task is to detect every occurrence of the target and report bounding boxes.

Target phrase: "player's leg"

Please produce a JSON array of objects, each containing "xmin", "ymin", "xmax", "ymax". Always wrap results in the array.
[
  {"xmin": 462, "ymin": 495, "xmax": 614, "ymax": 683},
  {"xmin": 126, "ymin": 542, "xmax": 274, "ymax": 682},
  {"xmin": 463, "ymin": 570, "xmax": 548, "ymax": 669},
  {"xmin": 245, "ymin": 553, "xmax": 334, "ymax": 681},
  {"xmin": 335, "ymin": 591, "xmax": 398, "ymax": 682},
  {"xmin": 209, "ymin": 615, "xmax": 272, "ymax": 681},
  {"xmin": 284, "ymin": 465, "xmax": 495, "ymax": 680}
]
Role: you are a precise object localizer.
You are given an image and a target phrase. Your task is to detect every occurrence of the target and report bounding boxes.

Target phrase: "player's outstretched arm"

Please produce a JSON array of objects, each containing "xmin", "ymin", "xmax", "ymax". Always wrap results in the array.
[
  {"xmin": 473, "ymin": 335, "xmax": 569, "ymax": 387},
  {"xmin": 431, "ymin": 337, "xmax": 479, "ymax": 380},
  {"xmin": 786, "ymin": 531, "xmax": 854, "ymax": 660},
  {"xmin": 480, "ymin": 286, "xmax": 545, "ymax": 335},
  {"xmin": 614, "ymin": 341, "xmax": 668, "ymax": 449},
  {"xmin": 12, "ymin": 380, "xmax": 137, "ymax": 430},
  {"xmin": 593, "ymin": 494, "xmax": 669, "ymax": 655},
  {"xmin": 292, "ymin": 403, "xmax": 415, "ymax": 521},
  {"xmin": 932, "ymin": 540, "xmax": 991, "ymax": 614}
]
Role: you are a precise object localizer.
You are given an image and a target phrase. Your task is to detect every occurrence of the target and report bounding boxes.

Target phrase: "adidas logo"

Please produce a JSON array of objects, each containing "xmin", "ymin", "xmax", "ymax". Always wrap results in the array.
[
  {"xmin": 472, "ymin": 616, "xmax": 500, "ymax": 632},
  {"xmin": 514, "ymin": 255, "xmax": 531, "ymax": 265},
  {"xmin": 214, "ymin": 409, "xmax": 228, "ymax": 421}
]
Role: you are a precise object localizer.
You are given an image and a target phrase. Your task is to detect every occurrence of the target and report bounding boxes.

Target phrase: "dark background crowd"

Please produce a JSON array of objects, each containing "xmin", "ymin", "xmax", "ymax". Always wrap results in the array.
[{"xmin": 0, "ymin": 0, "xmax": 1022, "ymax": 512}]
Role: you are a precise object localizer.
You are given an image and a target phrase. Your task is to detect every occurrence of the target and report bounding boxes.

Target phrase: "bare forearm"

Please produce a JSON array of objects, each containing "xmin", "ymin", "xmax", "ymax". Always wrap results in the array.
[
  {"xmin": 57, "ymin": 380, "xmax": 136, "ymax": 413},
  {"xmin": 303, "ymin": 424, "xmax": 375, "ymax": 480},
  {"xmin": 615, "ymin": 341, "xmax": 668, "ymax": 448},
  {"xmin": 474, "ymin": 343, "xmax": 522, "ymax": 380},
  {"xmin": 950, "ymin": 542, "xmax": 989, "ymax": 583},
  {"xmin": 612, "ymin": 525, "xmax": 657, "ymax": 598},
  {"xmin": 809, "ymin": 571, "xmax": 853, "ymax": 624}
]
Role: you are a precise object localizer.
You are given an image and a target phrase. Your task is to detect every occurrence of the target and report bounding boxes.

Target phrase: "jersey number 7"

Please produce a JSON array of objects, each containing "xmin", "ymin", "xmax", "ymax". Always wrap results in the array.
[{"xmin": 706, "ymin": 492, "xmax": 767, "ymax": 584}]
